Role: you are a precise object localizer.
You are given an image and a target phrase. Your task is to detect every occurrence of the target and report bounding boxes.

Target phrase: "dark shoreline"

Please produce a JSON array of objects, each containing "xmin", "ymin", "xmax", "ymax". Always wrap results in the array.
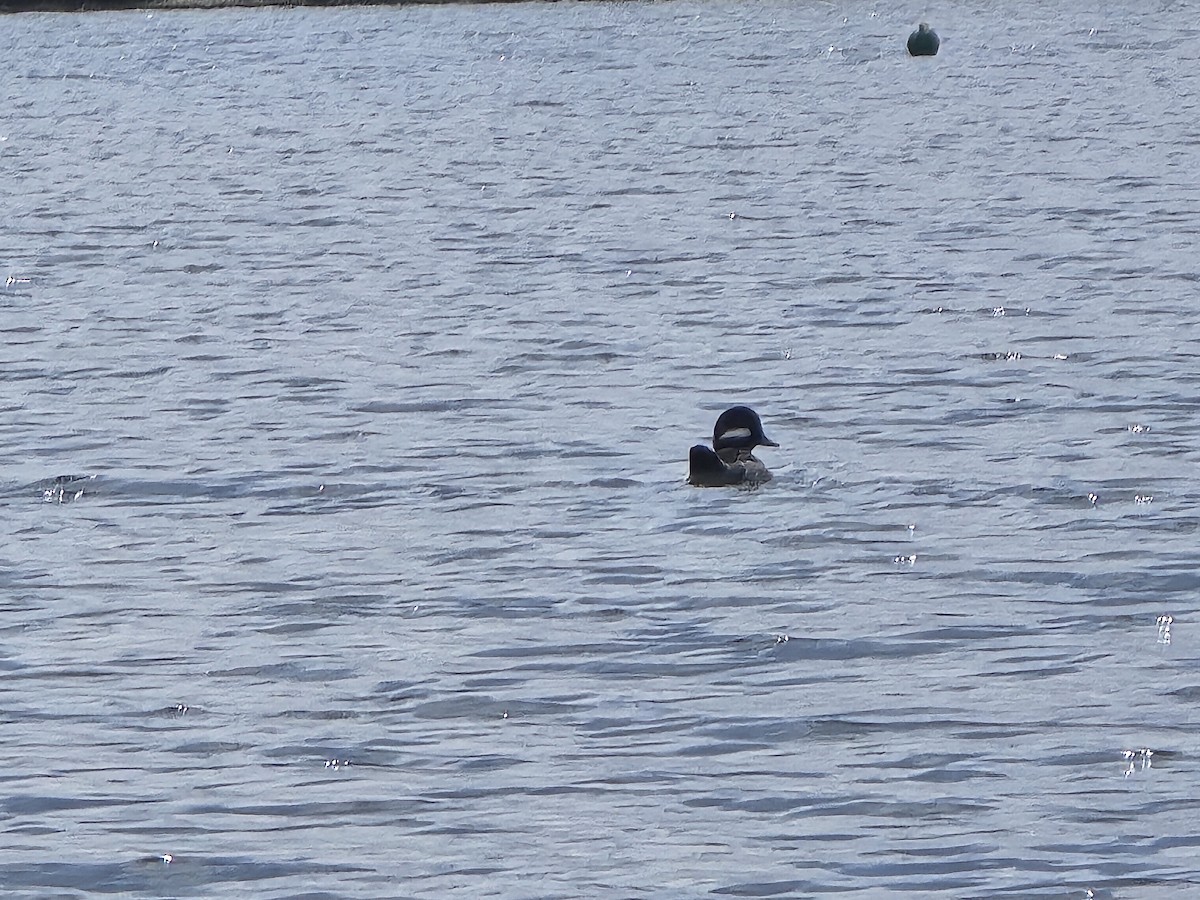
[{"xmin": 0, "ymin": 0, "xmax": 529, "ymax": 11}]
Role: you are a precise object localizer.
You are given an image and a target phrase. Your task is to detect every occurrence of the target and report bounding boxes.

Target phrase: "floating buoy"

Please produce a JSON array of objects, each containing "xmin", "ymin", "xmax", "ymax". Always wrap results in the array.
[{"xmin": 907, "ymin": 23, "xmax": 940, "ymax": 57}]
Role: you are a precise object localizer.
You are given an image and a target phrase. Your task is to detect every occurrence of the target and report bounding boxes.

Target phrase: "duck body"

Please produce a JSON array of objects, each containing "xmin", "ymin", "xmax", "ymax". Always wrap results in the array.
[
  {"xmin": 687, "ymin": 444, "xmax": 768, "ymax": 487},
  {"xmin": 907, "ymin": 23, "xmax": 940, "ymax": 56},
  {"xmin": 687, "ymin": 406, "xmax": 778, "ymax": 487}
]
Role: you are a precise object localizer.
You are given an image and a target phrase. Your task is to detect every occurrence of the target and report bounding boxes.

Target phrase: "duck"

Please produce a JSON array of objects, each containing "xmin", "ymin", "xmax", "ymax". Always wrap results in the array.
[
  {"xmin": 687, "ymin": 406, "xmax": 779, "ymax": 487},
  {"xmin": 907, "ymin": 23, "xmax": 940, "ymax": 57}
]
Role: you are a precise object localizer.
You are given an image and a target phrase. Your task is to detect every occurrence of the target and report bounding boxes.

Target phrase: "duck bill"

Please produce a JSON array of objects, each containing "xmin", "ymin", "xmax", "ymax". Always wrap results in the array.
[{"xmin": 760, "ymin": 436, "xmax": 779, "ymax": 448}]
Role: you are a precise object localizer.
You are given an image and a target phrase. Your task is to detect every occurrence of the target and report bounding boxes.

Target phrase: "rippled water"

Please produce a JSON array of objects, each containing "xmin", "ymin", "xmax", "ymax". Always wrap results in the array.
[{"xmin": 3, "ymin": 1, "xmax": 1200, "ymax": 897}]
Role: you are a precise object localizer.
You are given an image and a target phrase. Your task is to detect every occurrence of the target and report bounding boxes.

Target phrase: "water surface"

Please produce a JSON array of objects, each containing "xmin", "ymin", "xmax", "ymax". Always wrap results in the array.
[{"xmin": 2, "ymin": 1, "xmax": 1199, "ymax": 897}]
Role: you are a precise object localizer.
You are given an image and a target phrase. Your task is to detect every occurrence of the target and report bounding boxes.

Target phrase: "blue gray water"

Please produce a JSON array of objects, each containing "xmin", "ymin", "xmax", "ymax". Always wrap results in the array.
[{"xmin": 3, "ymin": 1, "xmax": 1199, "ymax": 897}]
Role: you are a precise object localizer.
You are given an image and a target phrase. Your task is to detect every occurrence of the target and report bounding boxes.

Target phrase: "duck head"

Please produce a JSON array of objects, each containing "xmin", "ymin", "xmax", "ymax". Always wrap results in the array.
[{"xmin": 712, "ymin": 405, "xmax": 779, "ymax": 455}]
